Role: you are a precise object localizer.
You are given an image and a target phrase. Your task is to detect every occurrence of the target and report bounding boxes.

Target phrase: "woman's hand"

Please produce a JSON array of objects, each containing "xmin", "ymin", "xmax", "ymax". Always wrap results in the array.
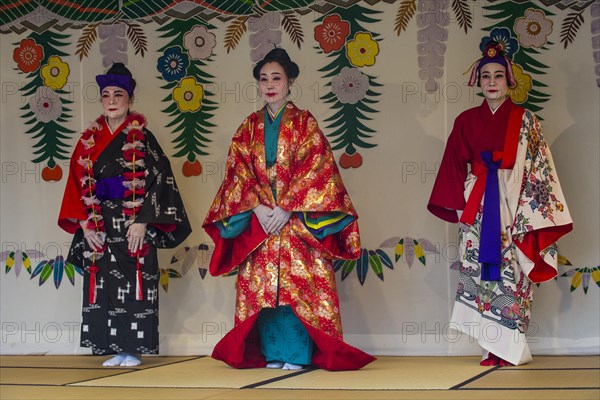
[
  {"xmin": 80, "ymin": 220, "xmax": 105, "ymax": 251},
  {"xmin": 253, "ymin": 205, "xmax": 273, "ymax": 234},
  {"xmin": 266, "ymin": 206, "xmax": 292, "ymax": 235},
  {"xmin": 126, "ymin": 222, "xmax": 147, "ymax": 253}
]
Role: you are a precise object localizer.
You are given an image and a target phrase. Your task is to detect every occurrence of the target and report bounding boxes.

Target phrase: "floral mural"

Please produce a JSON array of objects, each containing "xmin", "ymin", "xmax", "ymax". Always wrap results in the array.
[
  {"xmin": 184, "ymin": 26, "xmax": 217, "ymax": 60},
  {"xmin": 0, "ymin": 0, "xmax": 597, "ymax": 296},
  {"xmin": 13, "ymin": 38, "xmax": 43, "ymax": 73},
  {"xmin": 28, "ymin": 86, "xmax": 63, "ymax": 123},
  {"xmin": 314, "ymin": 4, "xmax": 383, "ymax": 169},
  {"xmin": 314, "ymin": 14, "xmax": 349, "ymax": 53},
  {"xmin": 157, "ymin": 47, "xmax": 190, "ymax": 82},
  {"xmin": 346, "ymin": 32, "xmax": 379, "ymax": 67},
  {"xmin": 507, "ymin": 64, "xmax": 534, "ymax": 104},
  {"xmin": 156, "ymin": 19, "xmax": 218, "ymax": 177},
  {"xmin": 331, "ymin": 67, "xmax": 369, "ymax": 105},
  {"xmin": 514, "ymin": 8, "xmax": 554, "ymax": 48},
  {"xmin": 40, "ymin": 56, "xmax": 70, "ymax": 90},
  {"xmin": 13, "ymin": 32, "xmax": 74, "ymax": 182},
  {"xmin": 172, "ymin": 77, "xmax": 204, "ymax": 113}
]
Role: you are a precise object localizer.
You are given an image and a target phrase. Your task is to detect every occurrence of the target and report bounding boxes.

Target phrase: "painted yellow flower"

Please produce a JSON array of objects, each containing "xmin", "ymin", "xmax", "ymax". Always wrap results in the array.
[
  {"xmin": 41, "ymin": 56, "xmax": 69, "ymax": 90},
  {"xmin": 507, "ymin": 63, "xmax": 533, "ymax": 104},
  {"xmin": 345, "ymin": 32, "xmax": 379, "ymax": 67},
  {"xmin": 172, "ymin": 77, "xmax": 203, "ymax": 112}
]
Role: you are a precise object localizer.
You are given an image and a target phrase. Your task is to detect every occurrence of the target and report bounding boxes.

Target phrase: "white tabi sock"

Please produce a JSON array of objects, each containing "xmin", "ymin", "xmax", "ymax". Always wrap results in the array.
[
  {"xmin": 102, "ymin": 353, "xmax": 127, "ymax": 367},
  {"xmin": 282, "ymin": 362, "xmax": 303, "ymax": 370},
  {"xmin": 120, "ymin": 354, "xmax": 141, "ymax": 367}
]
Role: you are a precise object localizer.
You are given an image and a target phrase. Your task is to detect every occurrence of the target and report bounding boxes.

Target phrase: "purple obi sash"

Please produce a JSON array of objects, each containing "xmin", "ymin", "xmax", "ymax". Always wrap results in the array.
[{"xmin": 96, "ymin": 175, "xmax": 126, "ymax": 200}]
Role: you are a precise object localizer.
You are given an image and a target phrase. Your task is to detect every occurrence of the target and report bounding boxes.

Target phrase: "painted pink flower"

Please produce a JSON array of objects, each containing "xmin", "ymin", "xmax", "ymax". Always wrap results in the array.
[
  {"xmin": 331, "ymin": 67, "xmax": 369, "ymax": 104},
  {"xmin": 514, "ymin": 8, "xmax": 553, "ymax": 48},
  {"xmin": 29, "ymin": 86, "xmax": 62, "ymax": 123},
  {"xmin": 183, "ymin": 25, "xmax": 217, "ymax": 60}
]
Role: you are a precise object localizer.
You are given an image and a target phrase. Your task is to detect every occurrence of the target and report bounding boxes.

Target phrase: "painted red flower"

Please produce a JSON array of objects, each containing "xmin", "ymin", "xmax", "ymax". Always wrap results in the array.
[
  {"xmin": 13, "ymin": 38, "xmax": 44, "ymax": 73},
  {"xmin": 314, "ymin": 14, "xmax": 350, "ymax": 53}
]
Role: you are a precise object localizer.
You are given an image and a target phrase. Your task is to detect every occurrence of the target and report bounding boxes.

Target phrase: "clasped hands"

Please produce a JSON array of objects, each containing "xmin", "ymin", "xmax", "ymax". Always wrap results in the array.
[
  {"xmin": 253, "ymin": 205, "xmax": 292, "ymax": 235},
  {"xmin": 81, "ymin": 220, "xmax": 147, "ymax": 253}
]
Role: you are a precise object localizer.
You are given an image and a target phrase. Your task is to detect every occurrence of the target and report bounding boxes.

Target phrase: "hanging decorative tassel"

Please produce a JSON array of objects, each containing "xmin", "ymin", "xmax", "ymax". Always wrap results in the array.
[
  {"xmin": 464, "ymin": 59, "xmax": 481, "ymax": 87},
  {"xmin": 136, "ymin": 258, "xmax": 144, "ymax": 301},
  {"xmin": 89, "ymin": 262, "xmax": 99, "ymax": 304},
  {"xmin": 504, "ymin": 56, "xmax": 517, "ymax": 88}
]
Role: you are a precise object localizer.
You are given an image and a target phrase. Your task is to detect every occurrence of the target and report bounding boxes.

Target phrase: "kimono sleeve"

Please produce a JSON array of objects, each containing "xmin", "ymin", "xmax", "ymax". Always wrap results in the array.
[
  {"xmin": 427, "ymin": 117, "xmax": 469, "ymax": 223},
  {"xmin": 58, "ymin": 142, "xmax": 88, "ymax": 233},
  {"xmin": 202, "ymin": 114, "xmax": 269, "ymax": 276},
  {"xmin": 135, "ymin": 129, "xmax": 191, "ymax": 248}
]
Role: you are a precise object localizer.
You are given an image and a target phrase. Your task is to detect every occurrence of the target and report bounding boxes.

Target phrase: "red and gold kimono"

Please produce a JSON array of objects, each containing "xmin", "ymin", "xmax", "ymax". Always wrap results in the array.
[
  {"xmin": 428, "ymin": 99, "xmax": 573, "ymax": 365},
  {"xmin": 203, "ymin": 102, "xmax": 375, "ymax": 370}
]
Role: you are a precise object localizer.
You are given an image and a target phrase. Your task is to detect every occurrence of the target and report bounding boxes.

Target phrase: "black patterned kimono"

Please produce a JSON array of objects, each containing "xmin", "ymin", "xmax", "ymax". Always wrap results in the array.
[{"xmin": 59, "ymin": 113, "xmax": 191, "ymax": 355}]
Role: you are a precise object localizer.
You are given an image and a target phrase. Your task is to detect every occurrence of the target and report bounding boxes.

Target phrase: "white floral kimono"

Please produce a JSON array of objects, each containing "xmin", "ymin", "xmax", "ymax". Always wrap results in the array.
[{"xmin": 429, "ymin": 100, "xmax": 573, "ymax": 366}]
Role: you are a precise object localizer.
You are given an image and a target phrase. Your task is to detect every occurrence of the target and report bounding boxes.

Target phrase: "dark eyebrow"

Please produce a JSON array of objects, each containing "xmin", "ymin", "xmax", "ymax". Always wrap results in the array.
[
  {"xmin": 481, "ymin": 70, "xmax": 504, "ymax": 76},
  {"xmin": 102, "ymin": 88, "xmax": 126, "ymax": 94}
]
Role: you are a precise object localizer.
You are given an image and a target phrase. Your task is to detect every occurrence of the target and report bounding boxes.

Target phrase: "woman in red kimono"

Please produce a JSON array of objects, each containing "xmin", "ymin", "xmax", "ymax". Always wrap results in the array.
[
  {"xmin": 203, "ymin": 48, "xmax": 375, "ymax": 371},
  {"xmin": 428, "ymin": 42, "xmax": 572, "ymax": 366},
  {"xmin": 58, "ymin": 63, "xmax": 191, "ymax": 367}
]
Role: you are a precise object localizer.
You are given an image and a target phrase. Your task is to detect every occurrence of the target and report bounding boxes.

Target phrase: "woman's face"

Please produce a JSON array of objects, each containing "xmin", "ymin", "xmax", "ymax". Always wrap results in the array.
[
  {"xmin": 258, "ymin": 62, "xmax": 290, "ymax": 111},
  {"xmin": 479, "ymin": 63, "xmax": 508, "ymax": 108},
  {"xmin": 101, "ymin": 86, "xmax": 131, "ymax": 126}
]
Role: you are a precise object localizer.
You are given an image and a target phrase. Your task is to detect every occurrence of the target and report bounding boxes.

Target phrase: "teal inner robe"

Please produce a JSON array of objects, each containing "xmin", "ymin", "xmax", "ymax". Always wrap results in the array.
[{"xmin": 257, "ymin": 104, "xmax": 314, "ymax": 365}]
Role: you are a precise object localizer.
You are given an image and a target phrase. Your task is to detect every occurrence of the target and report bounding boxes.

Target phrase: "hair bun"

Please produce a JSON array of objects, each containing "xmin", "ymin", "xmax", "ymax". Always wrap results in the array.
[
  {"xmin": 106, "ymin": 62, "xmax": 133, "ymax": 77},
  {"xmin": 263, "ymin": 48, "xmax": 292, "ymax": 63},
  {"xmin": 253, "ymin": 48, "xmax": 299, "ymax": 80}
]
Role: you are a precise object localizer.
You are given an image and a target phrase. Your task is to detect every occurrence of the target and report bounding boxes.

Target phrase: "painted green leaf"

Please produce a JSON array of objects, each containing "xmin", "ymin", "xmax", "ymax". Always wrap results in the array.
[
  {"xmin": 54, "ymin": 256, "xmax": 64, "ymax": 289},
  {"xmin": 39, "ymin": 259, "xmax": 55, "ymax": 286},
  {"xmin": 5, "ymin": 251, "xmax": 15, "ymax": 273},
  {"xmin": 341, "ymin": 259, "xmax": 356, "ymax": 281},
  {"xmin": 31, "ymin": 260, "xmax": 46, "ymax": 279},
  {"xmin": 368, "ymin": 250, "xmax": 384, "ymax": 281},
  {"xmin": 65, "ymin": 262, "xmax": 76, "ymax": 285},
  {"xmin": 357, "ymin": 249, "xmax": 369, "ymax": 285},
  {"xmin": 376, "ymin": 249, "xmax": 393, "ymax": 270}
]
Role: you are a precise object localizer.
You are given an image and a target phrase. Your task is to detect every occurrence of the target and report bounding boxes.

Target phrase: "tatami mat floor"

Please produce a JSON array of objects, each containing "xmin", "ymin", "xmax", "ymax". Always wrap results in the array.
[{"xmin": 1, "ymin": 355, "xmax": 598, "ymax": 399}]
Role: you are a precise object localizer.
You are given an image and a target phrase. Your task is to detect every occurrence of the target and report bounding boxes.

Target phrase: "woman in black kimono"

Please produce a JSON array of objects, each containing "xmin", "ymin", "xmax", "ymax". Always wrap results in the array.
[{"xmin": 58, "ymin": 63, "xmax": 191, "ymax": 367}]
